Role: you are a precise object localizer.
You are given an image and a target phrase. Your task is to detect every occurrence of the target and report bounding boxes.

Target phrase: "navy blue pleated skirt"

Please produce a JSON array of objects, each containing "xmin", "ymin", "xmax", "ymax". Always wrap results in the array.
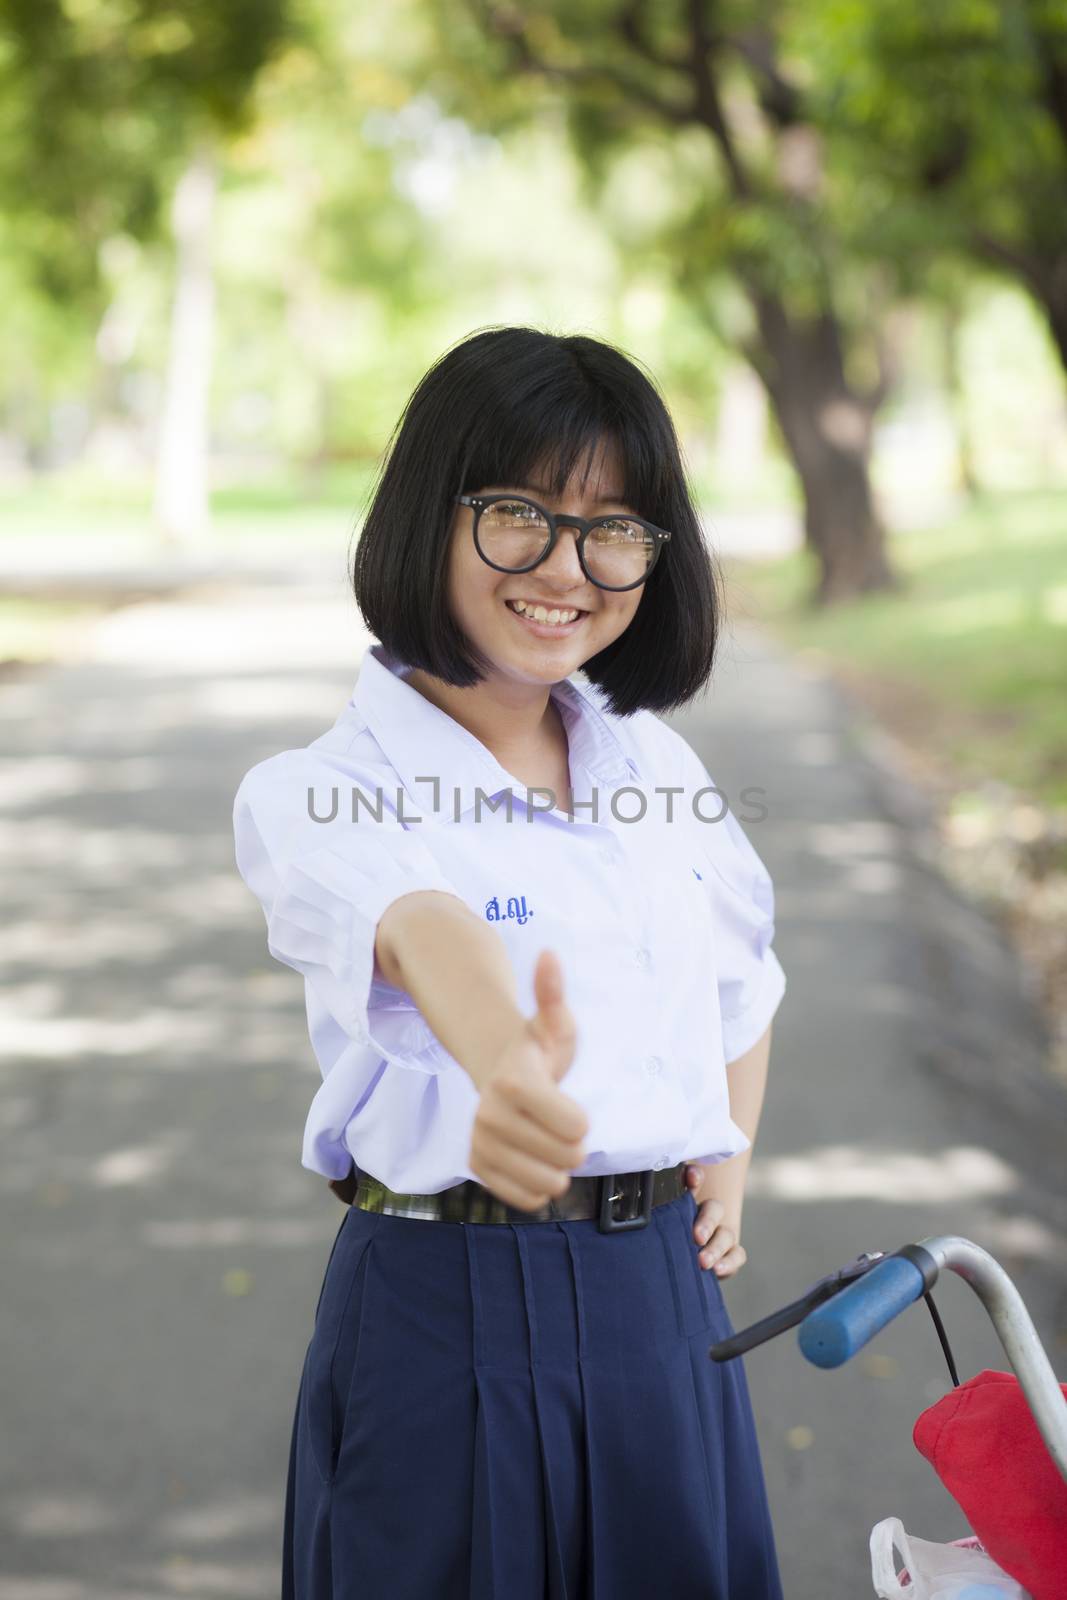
[{"xmin": 281, "ymin": 1184, "xmax": 783, "ymax": 1599}]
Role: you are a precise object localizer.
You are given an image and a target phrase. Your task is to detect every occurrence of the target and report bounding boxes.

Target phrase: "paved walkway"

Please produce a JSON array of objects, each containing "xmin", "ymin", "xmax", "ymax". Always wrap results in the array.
[{"xmin": 1, "ymin": 567, "xmax": 1064, "ymax": 1598}]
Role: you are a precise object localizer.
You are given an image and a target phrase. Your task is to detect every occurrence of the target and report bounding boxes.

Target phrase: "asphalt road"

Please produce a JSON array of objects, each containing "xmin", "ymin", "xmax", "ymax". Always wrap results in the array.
[{"xmin": 1, "ymin": 564, "xmax": 1064, "ymax": 1599}]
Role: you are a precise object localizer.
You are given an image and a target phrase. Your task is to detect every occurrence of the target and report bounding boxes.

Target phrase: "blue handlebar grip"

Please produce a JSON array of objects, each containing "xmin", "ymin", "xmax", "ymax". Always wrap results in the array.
[{"xmin": 798, "ymin": 1256, "xmax": 926, "ymax": 1368}]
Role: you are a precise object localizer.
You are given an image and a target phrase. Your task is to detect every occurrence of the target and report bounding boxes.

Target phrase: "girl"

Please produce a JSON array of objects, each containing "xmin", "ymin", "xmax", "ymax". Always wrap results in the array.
[{"xmin": 233, "ymin": 326, "xmax": 788, "ymax": 1598}]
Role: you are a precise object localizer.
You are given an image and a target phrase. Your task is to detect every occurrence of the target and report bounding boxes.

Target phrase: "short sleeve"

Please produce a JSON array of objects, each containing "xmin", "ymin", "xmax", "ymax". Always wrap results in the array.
[
  {"xmin": 674, "ymin": 735, "xmax": 787, "ymax": 1063},
  {"xmin": 232, "ymin": 750, "xmax": 468, "ymax": 1070}
]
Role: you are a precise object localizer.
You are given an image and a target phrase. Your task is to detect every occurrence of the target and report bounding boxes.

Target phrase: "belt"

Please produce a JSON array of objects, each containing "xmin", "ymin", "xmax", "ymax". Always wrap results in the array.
[{"xmin": 328, "ymin": 1162, "xmax": 690, "ymax": 1233}]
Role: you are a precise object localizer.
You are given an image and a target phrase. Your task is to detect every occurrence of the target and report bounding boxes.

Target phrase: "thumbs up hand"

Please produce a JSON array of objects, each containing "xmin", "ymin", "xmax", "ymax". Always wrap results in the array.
[{"xmin": 468, "ymin": 949, "xmax": 591, "ymax": 1213}]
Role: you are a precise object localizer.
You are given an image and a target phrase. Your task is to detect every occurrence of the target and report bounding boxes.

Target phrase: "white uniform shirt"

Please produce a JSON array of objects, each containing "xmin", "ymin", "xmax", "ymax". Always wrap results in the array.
[{"xmin": 232, "ymin": 642, "xmax": 787, "ymax": 1193}]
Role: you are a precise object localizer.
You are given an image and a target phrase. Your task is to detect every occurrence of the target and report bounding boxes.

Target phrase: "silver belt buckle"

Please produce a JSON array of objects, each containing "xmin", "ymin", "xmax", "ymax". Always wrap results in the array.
[{"xmin": 598, "ymin": 1170, "xmax": 655, "ymax": 1233}]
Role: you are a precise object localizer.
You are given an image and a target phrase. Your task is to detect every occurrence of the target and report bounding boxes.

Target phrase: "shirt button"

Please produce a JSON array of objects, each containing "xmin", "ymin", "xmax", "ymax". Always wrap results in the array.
[
  {"xmin": 652, "ymin": 1156, "xmax": 669, "ymax": 1171},
  {"xmin": 635, "ymin": 946, "xmax": 652, "ymax": 969},
  {"xmin": 645, "ymin": 1055, "xmax": 663, "ymax": 1076}
]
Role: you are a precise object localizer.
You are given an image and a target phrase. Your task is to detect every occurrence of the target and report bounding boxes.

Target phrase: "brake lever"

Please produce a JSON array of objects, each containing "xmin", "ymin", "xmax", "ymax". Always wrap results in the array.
[{"xmin": 708, "ymin": 1251, "xmax": 888, "ymax": 1362}]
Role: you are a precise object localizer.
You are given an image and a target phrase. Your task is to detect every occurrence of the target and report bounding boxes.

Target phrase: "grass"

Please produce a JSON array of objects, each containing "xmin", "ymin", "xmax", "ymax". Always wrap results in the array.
[
  {"xmin": 725, "ymin": 489, "xmax": 1067, "ymax": 811},
  {"xmin": 0, "ymin": 462, "xmax": 379, "ymax": 542}
]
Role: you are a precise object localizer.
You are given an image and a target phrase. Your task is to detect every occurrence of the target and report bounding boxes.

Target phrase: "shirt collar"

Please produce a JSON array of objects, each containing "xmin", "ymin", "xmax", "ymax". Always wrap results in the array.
[{"xmin": 347, "ymin": 641, "xmax": 639, "ymax": 823}]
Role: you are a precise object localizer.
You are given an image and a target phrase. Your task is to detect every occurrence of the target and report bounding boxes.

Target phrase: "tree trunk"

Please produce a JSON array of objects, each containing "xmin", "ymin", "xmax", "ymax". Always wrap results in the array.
[
  {"xmin": 973, "ymin": 234, "xmax": 1067, "ymax": 388},
  {"xmin": 153, "ymin": 140, "xmax": 217, "ymax": 546},
  {"xmin": 748, "ymin": 290, "xmax": 899, "ymax": 605},
  {"xmin": 941, "ymin": 300, "xmax": 981, "ymax": 500},
  {"xmin": 283, "ymin": 254, "xmax": 333, "ymax": 495},
  {"xmin": 1037, "ymin": 268, "xmax": 1067, "ymax": 378}
]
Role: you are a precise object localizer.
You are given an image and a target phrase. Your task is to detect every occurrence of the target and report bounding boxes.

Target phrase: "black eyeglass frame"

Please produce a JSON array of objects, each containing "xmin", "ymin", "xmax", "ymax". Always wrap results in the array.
[{"xmin": 455, "ymin": 493, "xmax": 672, "ymax": 593}]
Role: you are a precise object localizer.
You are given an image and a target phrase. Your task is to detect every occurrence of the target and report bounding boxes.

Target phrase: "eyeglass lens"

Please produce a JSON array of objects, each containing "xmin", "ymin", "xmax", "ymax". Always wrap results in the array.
[{"xmin": 476, "ymin": 499, "xmax": 655, "ymax": 588}]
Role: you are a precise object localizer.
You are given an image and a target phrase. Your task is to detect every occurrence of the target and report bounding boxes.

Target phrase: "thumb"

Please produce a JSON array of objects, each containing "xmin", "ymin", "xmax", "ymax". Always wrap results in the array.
[{"xmin": 530, "ymin": 948, "xmax": 576, "ymax": 1078}]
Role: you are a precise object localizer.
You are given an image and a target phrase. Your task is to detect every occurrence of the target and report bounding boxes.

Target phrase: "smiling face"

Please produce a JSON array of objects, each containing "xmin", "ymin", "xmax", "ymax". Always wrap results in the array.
[{"xmin": 446, "ymin": 436, "xmax": 645, "ymax": 690}]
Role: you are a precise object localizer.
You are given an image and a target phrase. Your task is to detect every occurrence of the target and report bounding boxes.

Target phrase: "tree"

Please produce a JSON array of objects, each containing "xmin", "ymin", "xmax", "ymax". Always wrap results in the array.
[
  {"xmin": 0, "ymin": 0, "xmax": 302, "ymax": 539},
  {"xmin": 422, "ymin": 0, "xmax": 901, "ymax": 603},
  {"xmin": 812, "ymin": 0, "xmax": 1067, "ymax": 385},
  {"xmin": 152, "ymin": 139, "xmax": 218, "ymax": 544}
]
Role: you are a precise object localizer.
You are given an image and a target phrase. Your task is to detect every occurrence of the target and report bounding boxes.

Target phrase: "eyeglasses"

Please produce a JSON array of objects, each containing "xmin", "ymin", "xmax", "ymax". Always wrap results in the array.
[{"xmin": 455, "ymin": 493, "xmax": 672, "ymax": 592}]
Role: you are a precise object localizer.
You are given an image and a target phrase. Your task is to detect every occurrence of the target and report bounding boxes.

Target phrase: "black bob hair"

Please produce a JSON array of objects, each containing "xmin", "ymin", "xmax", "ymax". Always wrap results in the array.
[{"xmin": 350, "ymin": 325, "xmax": 724, "ymax": 718}]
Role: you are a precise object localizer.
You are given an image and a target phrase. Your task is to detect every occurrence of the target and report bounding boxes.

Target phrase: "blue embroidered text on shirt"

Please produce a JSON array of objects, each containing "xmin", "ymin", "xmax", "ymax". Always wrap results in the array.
[
  {"xmin": 485, "ymin": 894, "xmax": 533, "ymax": 925},
  {"xmin": 692, "ymin": 867, "xmax": 703, "ymax": 880}
]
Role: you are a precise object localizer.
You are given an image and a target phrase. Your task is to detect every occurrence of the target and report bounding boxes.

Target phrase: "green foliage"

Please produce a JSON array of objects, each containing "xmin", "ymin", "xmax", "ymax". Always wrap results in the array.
[
  {"xmin": 0, "ymin": 0, "xmax": 308, "ymax": 306},
  {"xmin": 798, "ymin": 0, "xmax": 1067, "ymax": 279},
  {"xmin": 425, "ymin": 1, "xmax": 907, "ymax": 349},
  {"xmin": 3, "ymin": 0, "xmax": 1066, "ymax": 495}
]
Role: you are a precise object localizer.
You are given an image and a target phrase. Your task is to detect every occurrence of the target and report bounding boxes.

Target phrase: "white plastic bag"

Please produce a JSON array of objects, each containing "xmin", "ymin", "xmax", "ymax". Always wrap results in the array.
[{"xmin": 870, "ymin": 1516, "xmax": 1032, "ymax": 1599}]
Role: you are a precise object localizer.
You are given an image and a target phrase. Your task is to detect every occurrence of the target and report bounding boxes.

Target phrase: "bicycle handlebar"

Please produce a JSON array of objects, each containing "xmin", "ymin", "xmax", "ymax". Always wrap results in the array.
[
  {"xmin": 794, "ymin": 1235, "xmax": 1067, "ymax": 1483},
  {"xmin": 713, "ymin": 1235, "xmax": 1067, "ymax": 1480},
  {"xmin": 797, "ymin": 1255, "xmax": 927, "ymax": 1368}
]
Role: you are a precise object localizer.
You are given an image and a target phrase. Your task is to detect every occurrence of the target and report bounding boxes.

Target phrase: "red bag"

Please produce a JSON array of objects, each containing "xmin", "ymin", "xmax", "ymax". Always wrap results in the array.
[{"xmin": 913, "ymin": 1368, "xmax": 1067, "ymax": 1600}]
